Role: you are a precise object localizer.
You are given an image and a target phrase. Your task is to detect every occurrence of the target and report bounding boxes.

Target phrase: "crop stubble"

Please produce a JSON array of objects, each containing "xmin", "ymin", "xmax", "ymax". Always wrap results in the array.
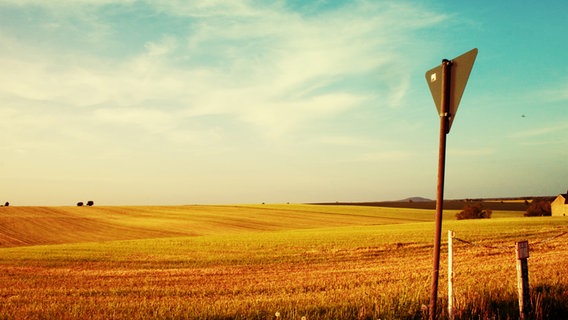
[{"xmin": 0, "ymin": 205, "xmax": 567, "ymax": 319}]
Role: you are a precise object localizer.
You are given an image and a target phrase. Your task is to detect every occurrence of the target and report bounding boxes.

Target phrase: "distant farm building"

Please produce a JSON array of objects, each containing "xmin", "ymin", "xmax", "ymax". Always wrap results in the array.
[{"xmin": 551, "ymin": 192, "xmax": 568, "ymax": 216}]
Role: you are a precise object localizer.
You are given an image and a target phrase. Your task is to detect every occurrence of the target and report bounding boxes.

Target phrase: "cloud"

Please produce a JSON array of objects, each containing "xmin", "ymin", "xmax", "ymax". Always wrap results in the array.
[
  {"xmin": 166, "ymin": 1, "xmax": 443, "ymax": 135},
  {"xmin": 0, "ymin": 0, "xmax": 135, "ymax": 6},
  {"xmin": 349, "ymin": 150, "xmax": 415, "ymax": 163},
  {"xmin": 144, "ymin": 36, "xmax": 178, "ymax": 57},
  {"xmin": 0, "ymin": 0, "xmax": 448, "ymax": 146},
  {"xmin": 510, "ymin": 123, "xmax": 568, "ymax": 139},
  {"xmin": 450, "ymin": 147, "xmax": 495, "ymax": 157},
  {"xmin": 154, "ymin": 0, "xmax": 263, "ymax": 18},
  {"xmin": 93, "ymin": 107, "xmax": 177, "ymax": 134},
  {"xmin": 539, "ymin": 80, "xmax": 568, "ymax": 102}
]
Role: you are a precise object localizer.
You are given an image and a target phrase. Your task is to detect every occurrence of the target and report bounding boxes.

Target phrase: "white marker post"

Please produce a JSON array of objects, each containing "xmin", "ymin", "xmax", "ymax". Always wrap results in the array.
[
  {"xmin": 516, "ymin": 241, "xmax": 530, "ymax": 320},
  {"xmin": 448, "ymin": 230, "xmax": 455, "ymax": 320}
]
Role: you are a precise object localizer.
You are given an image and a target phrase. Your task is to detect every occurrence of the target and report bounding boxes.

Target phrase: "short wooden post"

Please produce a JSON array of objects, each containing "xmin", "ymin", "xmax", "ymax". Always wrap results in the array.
[
  {"xmin": 515, "ymin": 241, "xmax": 530, "ymax": 320},
  {"xmin": 447, "ymin": 230, "xmax": 455, "ymax": 320}
]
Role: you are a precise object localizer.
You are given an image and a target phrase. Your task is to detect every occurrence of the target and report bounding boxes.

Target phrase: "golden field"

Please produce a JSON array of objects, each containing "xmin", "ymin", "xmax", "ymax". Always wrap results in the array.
[{"xmin": 0, "ymin": 204, "xmax": 567, "ymax": 319}]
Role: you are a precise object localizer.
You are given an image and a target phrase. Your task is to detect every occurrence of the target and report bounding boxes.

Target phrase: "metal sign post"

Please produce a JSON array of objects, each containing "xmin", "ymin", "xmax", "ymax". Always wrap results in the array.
[
  {"xmin": 425, "ymin": 48, "xmax": 478, "ymax": 320},
  {"xmin": 429, "ymin": 59, "xmax": 452, "ymax": 320}
]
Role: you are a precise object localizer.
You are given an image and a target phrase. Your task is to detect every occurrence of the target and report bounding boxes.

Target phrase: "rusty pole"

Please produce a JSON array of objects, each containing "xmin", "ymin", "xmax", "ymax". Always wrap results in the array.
[{"xmin": 429, "ymin": 59, "xmax": 452, "ymax": 320}]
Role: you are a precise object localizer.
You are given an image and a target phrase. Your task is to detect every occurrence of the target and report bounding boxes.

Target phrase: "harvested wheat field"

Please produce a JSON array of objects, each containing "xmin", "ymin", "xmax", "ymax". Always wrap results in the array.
[{"xmin": 0, "ymin": 204, "xmax": 567, "ymax": 319}]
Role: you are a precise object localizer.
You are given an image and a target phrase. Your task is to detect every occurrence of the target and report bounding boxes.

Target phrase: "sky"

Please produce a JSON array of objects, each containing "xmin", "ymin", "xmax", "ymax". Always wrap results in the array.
[{"xmin": 0, "ymin": 0, "xmax": 567, "ymax": 206}]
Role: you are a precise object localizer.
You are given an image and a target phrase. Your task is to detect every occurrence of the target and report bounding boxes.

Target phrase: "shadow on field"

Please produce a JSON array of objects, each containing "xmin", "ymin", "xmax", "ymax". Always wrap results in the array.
[
  {"xmin": 290, "ymin": 284, "xmax": 568, "ymax": 320},
  {"xmin": 450, "ymin": 283, "xmax": 568, "ymax": 320},
  {"xmin": 215, "ymin": 284, "xmax": 568, "ymax": 320},
  {"xmin": 531, "ymin": 283, "xmax": 568, "ymax": 320}
]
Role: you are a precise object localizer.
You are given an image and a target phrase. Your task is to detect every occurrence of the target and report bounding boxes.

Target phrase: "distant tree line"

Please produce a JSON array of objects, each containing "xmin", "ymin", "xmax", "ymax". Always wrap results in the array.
[
  {"xmin": 524, "ymin": 198, "xmax": 551, "ymax": 216},
  {"xmin": 0, "ymin": 202, "xmax": 9, "ymax": 207},
  {"xmin": 456, "ymin": 198, "xmax": 552, "ymax": 220},
  {"xmin": 77, "ymin": 201, "xmax": 94, "ymax": 207}
]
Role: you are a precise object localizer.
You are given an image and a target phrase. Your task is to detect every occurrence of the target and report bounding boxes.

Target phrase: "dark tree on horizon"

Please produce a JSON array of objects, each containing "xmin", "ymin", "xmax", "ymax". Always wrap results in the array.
[
  {"xmin": 525, "ymin": 198, "xmax": 551, "ymax": 216},
  {"xmin": 456, "ymin": 203, "xmax": 492, "ymax": 220}
]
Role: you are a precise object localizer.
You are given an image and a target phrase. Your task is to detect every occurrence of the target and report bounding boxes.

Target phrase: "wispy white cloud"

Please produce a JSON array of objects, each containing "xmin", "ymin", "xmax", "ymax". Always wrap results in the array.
[
  {"xmin": 309, "ymin": 135, "xmax": 374, "ymax": 147},
  {"xmin": 510, "ymin": 123, "xmax": 568, "ymax": 139},
  {"xmin": 450, "ymin": 147, "xmax": 496, "ymax": 157},
  {"xmin": 538, "ymin": 80, "xmax": 568, "ymax": 102},
  {"xmin": 144, "ymin": 36, "xmax": 178, "ymax": 57},
  {"xmin": 0, "ymin": 1, "xmax": 446, "ymax": 144},
  {"xmin": 0, "ymin": 0, "xmax": 453, "ymax": 204},
  {"xmin": 93, "ymin": 107, "xmax": 177, "ymax": 134},
  {"xmin": 1, "ymin": 0, "xmax": 566, "ymax": 205},
  {"xmin": 349, "ymin": 150, "xmax": 415, "ymax": 163},
  {"xmin": 155, "ymin": 0, "xmax": 263, "ymax": 18}
]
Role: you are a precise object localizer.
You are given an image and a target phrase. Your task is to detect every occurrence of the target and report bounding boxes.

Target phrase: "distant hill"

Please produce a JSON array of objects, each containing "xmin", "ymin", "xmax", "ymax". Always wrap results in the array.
[{"xmin": 398, "ymin": 197, "xmax": 433, "ymax": 202}]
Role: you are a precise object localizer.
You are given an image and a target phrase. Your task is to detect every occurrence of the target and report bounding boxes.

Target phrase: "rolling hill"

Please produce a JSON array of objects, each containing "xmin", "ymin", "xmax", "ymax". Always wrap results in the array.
[{"xmin": 0, "ymin": 204, "xmax": 437, "ymax": 248}]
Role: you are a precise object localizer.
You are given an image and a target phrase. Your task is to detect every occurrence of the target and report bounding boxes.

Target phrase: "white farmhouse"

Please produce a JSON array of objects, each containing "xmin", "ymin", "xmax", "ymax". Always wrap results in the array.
[{"xmin": 551, "ymin": 192, "xmax": 568, "ymax": 216}]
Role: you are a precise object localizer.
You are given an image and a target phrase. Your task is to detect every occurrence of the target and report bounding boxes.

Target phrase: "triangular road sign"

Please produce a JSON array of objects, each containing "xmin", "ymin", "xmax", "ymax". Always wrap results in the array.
[{"xmin": 425, "ymin": 48, "xmax": 478, "ymax": 132}]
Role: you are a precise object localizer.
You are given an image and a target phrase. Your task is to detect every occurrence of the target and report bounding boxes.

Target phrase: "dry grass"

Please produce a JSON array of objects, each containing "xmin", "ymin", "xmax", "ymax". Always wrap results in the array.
[
  {"xmin": 0, "ymin": 205, "xmax": 566, "ymax": 319},
  {"xmin": 0, "ymin": 204, "xmax": 436, "ymax": 248}
]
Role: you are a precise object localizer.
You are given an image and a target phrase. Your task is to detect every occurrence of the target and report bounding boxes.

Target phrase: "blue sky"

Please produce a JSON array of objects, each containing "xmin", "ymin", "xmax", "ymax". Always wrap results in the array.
[{"xmin": 0, "ymin": 0, "xmax": 566, "ymax": 206}]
